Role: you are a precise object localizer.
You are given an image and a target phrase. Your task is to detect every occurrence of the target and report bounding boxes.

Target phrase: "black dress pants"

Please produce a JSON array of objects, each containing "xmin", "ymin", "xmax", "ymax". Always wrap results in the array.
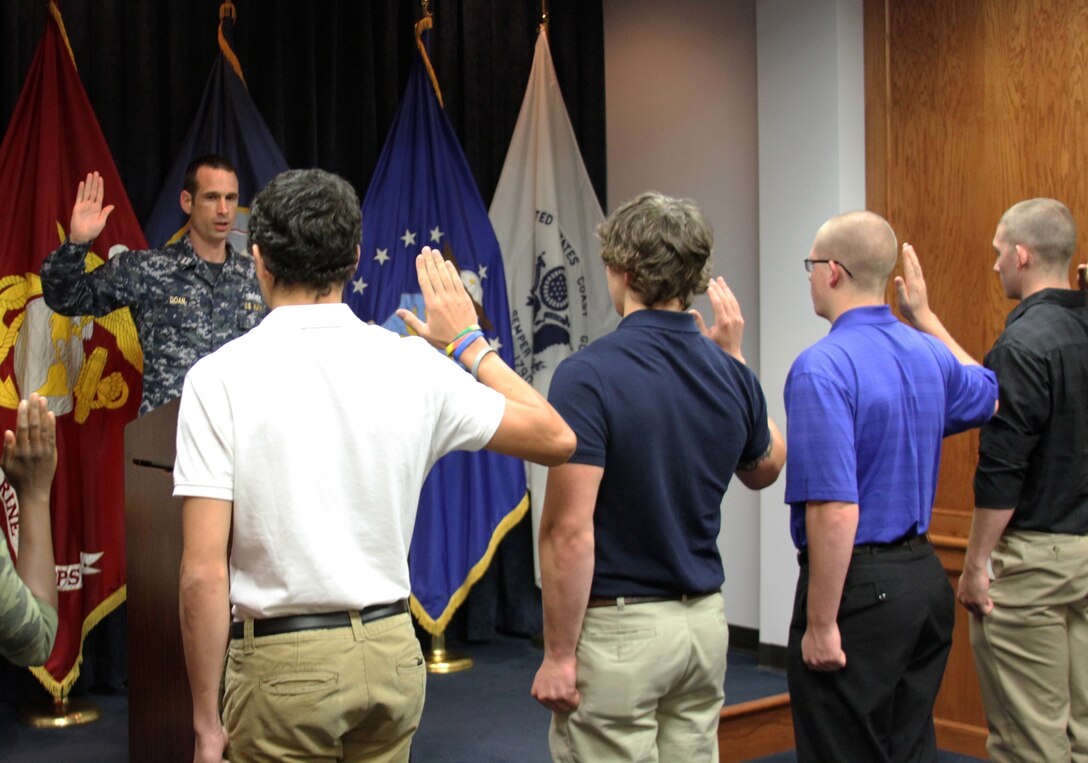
[{"xmin": 787, "ymin": 542, "xmax": 954, "ymax": 763}]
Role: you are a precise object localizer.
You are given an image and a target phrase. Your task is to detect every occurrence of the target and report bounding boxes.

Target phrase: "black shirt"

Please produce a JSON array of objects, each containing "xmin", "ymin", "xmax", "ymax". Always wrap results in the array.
[{"xmin": 974, "ymin": 288, "xmax": 1088, "ymax": 533}]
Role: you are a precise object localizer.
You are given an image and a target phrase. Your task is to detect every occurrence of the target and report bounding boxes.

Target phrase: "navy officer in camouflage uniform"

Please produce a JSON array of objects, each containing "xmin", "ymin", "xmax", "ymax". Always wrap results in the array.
[{"xmin": 40, "ymin": 155, "xmax": 267, "ymax": 415}]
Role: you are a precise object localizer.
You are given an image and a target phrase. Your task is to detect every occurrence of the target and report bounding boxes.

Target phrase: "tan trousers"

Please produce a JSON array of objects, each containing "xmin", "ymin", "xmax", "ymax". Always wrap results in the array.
[
  {"xmin": 549, "ymin": 592, "xmax": 728, "ymax": 763},
  {"xmin": 970, "ymin": 529, "xmax": 1088, "ymax": 763},
  {"xmin": 222, "ymin": 611, "xmax": 425, "ymax": 762}
]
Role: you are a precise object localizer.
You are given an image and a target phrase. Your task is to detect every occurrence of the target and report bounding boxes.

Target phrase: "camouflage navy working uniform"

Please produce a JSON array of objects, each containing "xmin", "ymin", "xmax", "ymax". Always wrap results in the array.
[
  {"xmin": 41, "ymin": 236, "xmax": 267, "ymax": 415},
  {"xmin": 0, "ymin": 535, "xmax": 58, "ymax": 666}
]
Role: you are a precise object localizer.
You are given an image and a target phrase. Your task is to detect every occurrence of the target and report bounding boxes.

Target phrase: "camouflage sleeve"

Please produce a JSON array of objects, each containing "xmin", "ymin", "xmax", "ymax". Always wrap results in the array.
[
  {"xmin": 40, "ymin": 239, "xmax": 142, "ymax": 318},
  {"xmin": 0, "ymin": 538, "xmax": 58, "ymax": 667}
]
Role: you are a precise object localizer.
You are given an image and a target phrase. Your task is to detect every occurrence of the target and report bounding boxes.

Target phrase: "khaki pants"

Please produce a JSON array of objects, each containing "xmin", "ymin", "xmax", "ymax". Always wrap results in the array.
[
  {"xmin": 222, "ymin": 611, "xmax": 425, "ymax": 762},
  {"xmin": 970, "ymin": 529, "xmax": 1088, "ymax": 763},
  {"xmin": 549, "ymin": 592, "xmax": 728, "ymax": 763}
]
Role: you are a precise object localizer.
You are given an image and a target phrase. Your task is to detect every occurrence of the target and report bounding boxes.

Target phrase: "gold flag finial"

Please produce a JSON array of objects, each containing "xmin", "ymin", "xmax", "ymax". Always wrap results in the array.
[{"xmin": 541, "ymin": 0, "xmax": 549, "ymax": 32}]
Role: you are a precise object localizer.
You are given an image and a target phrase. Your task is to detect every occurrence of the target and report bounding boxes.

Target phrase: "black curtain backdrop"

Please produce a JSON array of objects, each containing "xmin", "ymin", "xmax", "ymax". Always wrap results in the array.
[
  {"xmin": 1, "ymin": 0, "xmax": 606, "ymax": 221},
  {"xmin": 0, "ymin": 0, "xmax": 605, "ymax": 697}
]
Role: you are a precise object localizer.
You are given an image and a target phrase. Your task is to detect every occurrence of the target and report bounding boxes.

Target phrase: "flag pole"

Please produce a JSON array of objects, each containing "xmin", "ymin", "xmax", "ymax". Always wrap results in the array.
[
  {"xmin": 409, "ymin": 1, "xmax": 474, "ymax": 674},
  {"xmin": 18, "ymin": 696, "xmax": 102, "ymax": 728},
  {"xmin": 14, "ymin": 0, "xmax": 116, "ymax": 728},
  {"xmin": 425, "ymin": 631, "xmax": 474, "ymax": 674}
]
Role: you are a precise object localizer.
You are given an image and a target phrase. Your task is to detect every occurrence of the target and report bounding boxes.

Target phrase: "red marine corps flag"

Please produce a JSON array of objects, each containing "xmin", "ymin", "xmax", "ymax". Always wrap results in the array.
[{"xmin": 0, "ymin": 3, "xmax": 144, "ymax": 698}]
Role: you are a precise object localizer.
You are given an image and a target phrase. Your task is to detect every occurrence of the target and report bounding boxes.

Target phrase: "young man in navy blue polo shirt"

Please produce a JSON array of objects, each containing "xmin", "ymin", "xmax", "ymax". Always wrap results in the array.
[
  {"xmin": 784, "ymin": 210, "xmax": 998, "ymax": 762},
  {"xmin": 531, "ymin": 191, "xmax": 785, "ymax": 762}
]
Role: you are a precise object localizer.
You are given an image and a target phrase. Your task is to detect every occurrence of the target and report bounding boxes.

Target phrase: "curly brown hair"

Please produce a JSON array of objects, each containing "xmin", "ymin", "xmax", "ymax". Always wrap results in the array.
[{"xmin": 598, "ymin": 191, "xmax": 712, "ymax": 309}]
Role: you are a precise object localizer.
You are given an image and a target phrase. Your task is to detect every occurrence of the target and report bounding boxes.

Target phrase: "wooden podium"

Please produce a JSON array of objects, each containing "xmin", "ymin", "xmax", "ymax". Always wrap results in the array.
[{"xmin": 124, "ymin": 399, "xmax": 193, "ymax": 762}]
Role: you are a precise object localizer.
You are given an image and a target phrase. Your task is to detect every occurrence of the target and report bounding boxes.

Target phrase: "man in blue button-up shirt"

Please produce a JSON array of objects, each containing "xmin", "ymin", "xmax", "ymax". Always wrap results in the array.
[{"xmin": 784, "ymin": 210, "xmax": 997, "ymax": 762}]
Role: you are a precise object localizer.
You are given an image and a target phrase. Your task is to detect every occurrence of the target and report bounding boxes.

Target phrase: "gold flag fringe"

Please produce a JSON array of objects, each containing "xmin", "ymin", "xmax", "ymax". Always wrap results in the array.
[
  {"xmin": 410, "ymin": 492, "xmax": 530, "ymax": 635},
  {"xmin": 29, "ymin": 585, "xmax": 127, "ymax": 701}
]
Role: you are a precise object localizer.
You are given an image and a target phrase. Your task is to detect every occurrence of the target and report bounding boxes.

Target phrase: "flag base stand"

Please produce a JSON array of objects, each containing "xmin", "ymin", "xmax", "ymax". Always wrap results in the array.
[
  {"xmin": 425, "ymin": 632, "xmax": 473, "ymax": 674},
  {"xmin": 18, "ymin": 696, "xmax": 102, "ymax": 728}
]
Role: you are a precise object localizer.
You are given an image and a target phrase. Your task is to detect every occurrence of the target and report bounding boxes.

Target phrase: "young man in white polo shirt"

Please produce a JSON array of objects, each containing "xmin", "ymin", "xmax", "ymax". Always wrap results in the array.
[{"xmin": 174, "ymin": 168, "xmax": 575, "ymax": 763}]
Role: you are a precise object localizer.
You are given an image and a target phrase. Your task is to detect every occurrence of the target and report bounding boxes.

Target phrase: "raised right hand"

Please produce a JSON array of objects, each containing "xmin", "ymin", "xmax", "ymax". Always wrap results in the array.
[
  {"xmin": 689, "ymin": 276, "xmax": 746, "ymax": 363},
  {"xmin": 1, "ymin": 393, "xmax": 57, "ymax": 507},
  {"xmin": 68, "ymin": 171, "xmax": 115, "ymax": 245},
  {"xmin": 894, "ymin": 243, "xmax": 935, "ymax": 329},
  {"xmin": 397, "ymin": 246, "xmax": 480, "ymax": 349}
]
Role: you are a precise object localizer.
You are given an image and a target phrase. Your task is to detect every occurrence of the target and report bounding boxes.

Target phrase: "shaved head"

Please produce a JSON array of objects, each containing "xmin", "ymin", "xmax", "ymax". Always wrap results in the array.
[
  {"xmin": 998, "ymin": 198, "xmax": 1076, "ymax": 271},
  {"xmin": 813, "ymin": 211, "xmax": 898, "ymax": 294}
]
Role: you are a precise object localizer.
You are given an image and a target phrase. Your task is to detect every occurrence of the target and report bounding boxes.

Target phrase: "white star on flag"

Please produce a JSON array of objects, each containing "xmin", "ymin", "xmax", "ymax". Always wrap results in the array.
[
  {"xmin": 400, "ymin": 229, "xmax": 417, "ymax": 247},
  {"xmin": 478, "ymin": 265, "xmax": 488, "ymax": 280},
  {"xmin": 352, "ymin": 277, "xmax": 368, "ymax": 294},
  {"xmin": 374, "ymin": 248, "xmax": 390, "ymax": 265},
  {"xmin": 430, "ymin": 226, "xmax": 444, "ymax": 243},
  {"xmin": 488, "ymin": 336, "xmax": 503, "ymax": 352}
]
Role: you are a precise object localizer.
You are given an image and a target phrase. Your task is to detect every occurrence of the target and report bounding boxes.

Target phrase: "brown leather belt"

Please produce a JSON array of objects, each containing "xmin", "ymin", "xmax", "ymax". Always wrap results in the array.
[
  {"xmin": 586, "ymin": 592, "xmax": 716, "ymax": 609},
  {"xmin": 230, "ymin": 599, "xmax": 408, "ymax": 639}
]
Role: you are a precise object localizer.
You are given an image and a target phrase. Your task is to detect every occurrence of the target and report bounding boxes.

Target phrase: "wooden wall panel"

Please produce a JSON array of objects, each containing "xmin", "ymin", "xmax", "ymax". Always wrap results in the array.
[
  {"xmin": 871, "ymin": 0, "xmax": 1088, "ymax": 519},
  {"xmin": 866, "ymin": 0, "xmax": 1088, "ymax": 755}
]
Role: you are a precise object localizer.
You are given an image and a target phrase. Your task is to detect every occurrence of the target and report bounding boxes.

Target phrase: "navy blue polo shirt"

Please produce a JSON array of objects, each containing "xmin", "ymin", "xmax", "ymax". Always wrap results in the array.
[
  {"xmin": 784, "ymin": 305, "xmax": 997, "ymax": 548},
  {"xmin": 548, "ymin": 309, "xmax": 771, "ymax": 597}
]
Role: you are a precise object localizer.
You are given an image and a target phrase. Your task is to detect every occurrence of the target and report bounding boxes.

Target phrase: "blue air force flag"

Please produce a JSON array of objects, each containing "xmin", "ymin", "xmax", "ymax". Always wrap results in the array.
[
  {"xmin": 142, "ymin": 1, "xmax": 287, "ymax": 249},
  {"xmin": 345, "ymin": 20, "xmax": 528, "ymax": 635},
  {"xmin": 488, "ymin": 29, "xmax": 618, "ymax": 582}
]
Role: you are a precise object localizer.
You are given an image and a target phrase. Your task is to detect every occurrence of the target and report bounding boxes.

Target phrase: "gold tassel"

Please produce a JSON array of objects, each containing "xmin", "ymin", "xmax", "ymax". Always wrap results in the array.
[
  {"xmin": 414, "ymin": 14, "xmax": 444, "ymax": 108},
  {"xmin": 218, "ymin": 0, "xmax": 247, "ymax": 87},
  {"xmin": 48, "ymin": 1, "xmax": 77, "ymax": 69}
]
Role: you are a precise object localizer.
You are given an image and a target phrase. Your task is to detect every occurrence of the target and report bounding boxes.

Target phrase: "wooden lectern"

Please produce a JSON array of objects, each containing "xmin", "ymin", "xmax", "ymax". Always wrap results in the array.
[{"xmin": 124, "ymin": 398, "xmax": 193, "ymax": 761}]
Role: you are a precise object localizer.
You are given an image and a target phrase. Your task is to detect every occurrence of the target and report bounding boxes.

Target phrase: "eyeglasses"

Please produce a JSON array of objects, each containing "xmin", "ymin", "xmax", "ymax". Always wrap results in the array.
[{"xmin": 803, "ymin": 258, "xmax": 853, "ymax": 278}]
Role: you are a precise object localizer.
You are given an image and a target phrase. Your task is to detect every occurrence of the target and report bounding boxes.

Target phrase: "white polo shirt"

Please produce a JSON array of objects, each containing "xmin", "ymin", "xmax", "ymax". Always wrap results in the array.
[{"xmin": 173, "ymin": 303, "xmax": 505, "ymax": 620}]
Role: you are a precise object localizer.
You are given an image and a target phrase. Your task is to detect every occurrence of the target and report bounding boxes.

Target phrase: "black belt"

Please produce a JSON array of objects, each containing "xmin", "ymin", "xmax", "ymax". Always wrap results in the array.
[
  {"xmin": 797, "ymin": 534, "xmax": 929, "ymax": 565},
  {"xmin": 586, "ymin": 591, "xmax": 716, "ymax": 609},
  {"xmin": 230, "ymin": 599, "xmax": 408, "ymax": 639}
]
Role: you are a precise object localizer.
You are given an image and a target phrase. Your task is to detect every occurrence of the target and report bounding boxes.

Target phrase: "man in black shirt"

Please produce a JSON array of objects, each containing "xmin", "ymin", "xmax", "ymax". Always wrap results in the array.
[{"xmin": 959, "ymin": 198, "xmax": 1088, "ymax": 762}]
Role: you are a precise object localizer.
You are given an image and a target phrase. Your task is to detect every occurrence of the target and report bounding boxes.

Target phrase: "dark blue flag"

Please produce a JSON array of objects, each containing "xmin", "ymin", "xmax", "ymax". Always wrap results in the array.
[
  {"xmin": 142, "ymin": 0, "xmax": 287, "ymax": 248},
  {"xmin": 345, "ymin": 17, "xmax": 528, "ymax": 635}
]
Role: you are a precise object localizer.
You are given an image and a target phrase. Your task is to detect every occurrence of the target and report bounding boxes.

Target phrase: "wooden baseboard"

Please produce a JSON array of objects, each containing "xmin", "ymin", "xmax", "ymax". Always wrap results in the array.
[
  {"xmin": 717, "ymin": 692, "xmax": 989, "ymax": 762},
  {"xmin": 718, "ymin": 692, "xmax": 794, "ymax": 763},
  {"xmin": 935, "ymin": 716, "xmax": 988, "ymax": 759}
]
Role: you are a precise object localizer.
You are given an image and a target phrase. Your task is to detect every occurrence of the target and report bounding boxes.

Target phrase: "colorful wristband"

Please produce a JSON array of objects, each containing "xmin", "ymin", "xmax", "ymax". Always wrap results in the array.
[
  {"xmin": 452, "ymin": 331, "xmax": 484, "ymax": 364},
  {"xmin": 470, "ymin": 347, "xmax": 496, "ymax": 381},
  {"xmin": 445, "ymin": 324, "xmax": 481, "ymax": 357}
]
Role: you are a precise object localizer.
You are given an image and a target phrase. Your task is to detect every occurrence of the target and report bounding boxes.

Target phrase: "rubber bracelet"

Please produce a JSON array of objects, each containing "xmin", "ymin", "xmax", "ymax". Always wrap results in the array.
[
  {"xmin": 470, "ymin": 347, "xmax": 496, "ymax": 381},
  {"xmin": 445, "ymin": 324, "xmax": 481, "ymax": 357},
  {"xmin": 452, "ymin": 331, "xmax": 484, "ymax": 364}
]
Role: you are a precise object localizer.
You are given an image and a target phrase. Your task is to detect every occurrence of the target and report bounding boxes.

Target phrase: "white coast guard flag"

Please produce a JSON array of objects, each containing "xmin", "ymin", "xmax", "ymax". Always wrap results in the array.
[{"xmin": 489, "ymin": 28, "xmax": 618, "ymax": 583}]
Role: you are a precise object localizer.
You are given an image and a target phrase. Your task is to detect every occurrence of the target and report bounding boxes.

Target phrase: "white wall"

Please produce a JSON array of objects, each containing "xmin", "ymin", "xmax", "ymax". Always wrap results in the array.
[
  {"xmin": 604, "ymin": 0, "xmax": 763, "ymax": 629},
  {"xmin": 755, "ymin": 0, "xmax": 865, "ymax": 646},
  {"xmin": 603, "ymin": 0, "xmax": 865, "ymax": 644}
]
